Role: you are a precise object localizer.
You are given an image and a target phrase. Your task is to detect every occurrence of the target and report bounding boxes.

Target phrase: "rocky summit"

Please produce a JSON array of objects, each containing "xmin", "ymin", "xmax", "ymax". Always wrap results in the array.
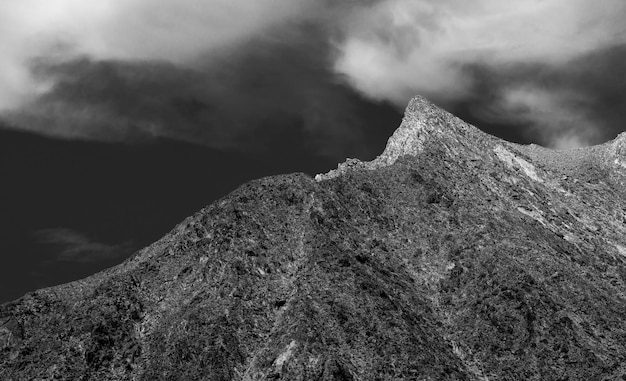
[{"xmin": 2, "ymin": 96, "xmax": 626, "ymax": 380}]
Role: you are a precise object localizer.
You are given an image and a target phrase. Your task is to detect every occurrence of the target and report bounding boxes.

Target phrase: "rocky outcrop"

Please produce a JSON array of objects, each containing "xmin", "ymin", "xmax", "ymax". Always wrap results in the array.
[
  {"xmin": 2, "ymin": 96, "xmax": 626, "ymax": 380},
  {"xmin": 315, "ymin": 95, "xmax": 489, "ymax": 181}
]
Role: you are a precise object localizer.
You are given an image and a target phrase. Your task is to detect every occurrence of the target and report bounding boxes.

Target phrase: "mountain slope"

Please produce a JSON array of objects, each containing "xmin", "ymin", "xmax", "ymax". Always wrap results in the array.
[{"xmin": 2, "ymin": 96, "xmax": 626, "ymax": 380}]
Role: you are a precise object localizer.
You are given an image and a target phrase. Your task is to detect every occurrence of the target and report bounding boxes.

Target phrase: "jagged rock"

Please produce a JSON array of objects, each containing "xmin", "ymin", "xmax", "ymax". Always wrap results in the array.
[{"xmin": 2, "ymin": 96, "xmax": 626, "ymax": 380}]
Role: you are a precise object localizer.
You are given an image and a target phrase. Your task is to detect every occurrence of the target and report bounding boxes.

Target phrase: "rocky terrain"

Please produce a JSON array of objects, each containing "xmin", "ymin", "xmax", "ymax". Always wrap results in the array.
[{"xmin": 1, "ymin": 96, "xmax": 626, "ymax": 380}]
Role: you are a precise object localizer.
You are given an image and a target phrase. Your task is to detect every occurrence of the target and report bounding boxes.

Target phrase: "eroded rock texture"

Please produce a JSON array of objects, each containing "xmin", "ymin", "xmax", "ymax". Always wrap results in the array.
[{"xmin": 2, "ymin": 96, "xmax": 626, "ymax": 380}]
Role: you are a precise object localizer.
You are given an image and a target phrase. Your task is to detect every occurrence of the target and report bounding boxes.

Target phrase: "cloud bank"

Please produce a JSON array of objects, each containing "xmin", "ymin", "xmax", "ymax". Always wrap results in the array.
[
  {"xmin": 0, "ymin": 0, "xmax": 392, "ymax": 157},
  {"xmin": 335, "ymin": 0, "xmax": 626, "ymax": 147},
  {"xmin": 0, "ymin": 0, "xmax": 314, "ymax": 108},
  {"xmin": 1, "ymin": 0, "xmax": 626, "ymax": 151}
]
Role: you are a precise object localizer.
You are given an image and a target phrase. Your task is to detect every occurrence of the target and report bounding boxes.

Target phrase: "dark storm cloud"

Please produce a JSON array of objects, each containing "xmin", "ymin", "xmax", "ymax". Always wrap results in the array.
[
  {"xmin": 0, "ymin": 0, "xmax": 401, "ymax": 158},
  {"xmin": 3, "ymin": 23, "xmax": 396, "ymax": 158},
  {"xmin": 34, "ymin": 228, "xmax": 133, "ymax": 264}
]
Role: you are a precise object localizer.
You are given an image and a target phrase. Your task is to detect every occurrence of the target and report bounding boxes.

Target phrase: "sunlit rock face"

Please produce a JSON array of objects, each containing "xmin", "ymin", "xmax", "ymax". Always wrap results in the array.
[
  {"xmin": 610, "ymin": 132, "xmax": 626, "ymax": 172},
  {"xmin": 2, "ymin": 96, "xmax": 626, "ymax": 380}
]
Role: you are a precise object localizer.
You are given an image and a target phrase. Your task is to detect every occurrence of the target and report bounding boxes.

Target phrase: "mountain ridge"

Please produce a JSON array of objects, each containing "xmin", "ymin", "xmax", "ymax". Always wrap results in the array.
[
  {"xmin": 317, "ymin": 95, "xmax": 626, "ymax": 186},
  {"xmin": 2, "ymin": 96, "xmax": 626, "ymax": 380}
]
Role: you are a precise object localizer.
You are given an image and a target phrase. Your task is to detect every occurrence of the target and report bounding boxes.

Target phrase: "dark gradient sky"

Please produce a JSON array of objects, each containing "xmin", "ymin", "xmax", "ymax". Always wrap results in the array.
[{"xmin": 1, "ymin": 0, "xmax": 626, "ymax": 303}]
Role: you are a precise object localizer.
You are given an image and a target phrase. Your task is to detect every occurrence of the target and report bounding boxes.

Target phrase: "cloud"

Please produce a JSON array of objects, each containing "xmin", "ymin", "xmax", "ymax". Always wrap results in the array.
[
  {"xmin": 0, "ymin": 0, "xmax": 398, "ymax": 158},
  {"xmin": 459, "ymin": 43, "xmax": 626, "ymax": 148},
  {"xmin": 2, "ymin": 29, "xmax": 396, "ymax": 158},
  {"xmin": 334, "ymin": 0, "xmax": 626, "ymax": 147},
  {"xmin": 335, "ymin": 0, "xmax": 626, "ymax": 100},
  {"xmin": 1, "ymin": 0, "xmax": 626, "ymax": 153},
  {"xmin": 0, "ymin": 0, "xmax": 316, "ymax": 111},
  {"xmin": 473, "ymin": 83, "xmax": 598, "ymax": 149},
  {"xmin": 34, "ymin": 228, "xmax": 133, "ymax": 264}
]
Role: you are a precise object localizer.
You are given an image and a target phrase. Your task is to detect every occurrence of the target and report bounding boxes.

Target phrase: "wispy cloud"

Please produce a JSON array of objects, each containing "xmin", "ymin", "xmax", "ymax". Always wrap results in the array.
[
  {"xmin": 477, "ymin": 84, "xmax": 598, "ymax": 149},
  {"xmin": 34, "ymin": 228, "xmax": 133, "ymax": 264}
]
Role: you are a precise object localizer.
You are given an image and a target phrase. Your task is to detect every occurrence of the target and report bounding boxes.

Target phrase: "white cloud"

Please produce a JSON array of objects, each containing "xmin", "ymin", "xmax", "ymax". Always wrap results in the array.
[
  {"xmin": 0, "ymin": 0, "xmax": 315, "ymax": 111},
  {"xmin": 334, "ymin": 0, "xmax": 626, "ymax": 104},
  {"xmin": 331, "ymin": 0, "xmax": 626, "ymax": 146}
]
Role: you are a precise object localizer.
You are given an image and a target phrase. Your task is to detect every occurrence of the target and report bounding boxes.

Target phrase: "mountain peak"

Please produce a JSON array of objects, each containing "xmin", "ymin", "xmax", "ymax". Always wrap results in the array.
[{"xmin": 315, "ymin": 95, "xmax": 488, "ymax": 181}]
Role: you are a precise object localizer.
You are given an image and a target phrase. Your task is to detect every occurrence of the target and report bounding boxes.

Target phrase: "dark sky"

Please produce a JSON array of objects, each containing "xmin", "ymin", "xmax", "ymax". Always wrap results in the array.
[
  {"xmin": 0, "ymin": 127, "xmax": 337, "ymax": 303},
  {"xmin": 1, "ymin": 0, "xmax": 626, "ymax": 303}
]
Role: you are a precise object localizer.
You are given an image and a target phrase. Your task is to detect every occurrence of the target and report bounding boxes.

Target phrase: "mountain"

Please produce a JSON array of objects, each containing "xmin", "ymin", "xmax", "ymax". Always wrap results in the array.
[{"xmin": 2, "ymin": 96, "xmax": 626, "ymax": 380}]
